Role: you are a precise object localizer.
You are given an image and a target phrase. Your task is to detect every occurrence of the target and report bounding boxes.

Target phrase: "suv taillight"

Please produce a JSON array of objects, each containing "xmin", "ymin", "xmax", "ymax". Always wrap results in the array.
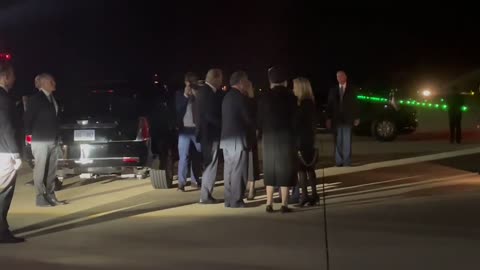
[
  {"xmin": 25, "ymin": 135, "xmax": 32, "ymax": 145},
  {"xmin": 137, "ymin": 117, "xmax": 151, "ymax": 141}
]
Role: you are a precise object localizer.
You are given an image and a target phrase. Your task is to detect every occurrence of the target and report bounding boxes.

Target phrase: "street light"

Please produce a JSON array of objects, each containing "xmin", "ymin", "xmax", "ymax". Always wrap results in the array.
[{"xmin": 422, "ymin": 89, "xmax": 432, "ymax": 97}]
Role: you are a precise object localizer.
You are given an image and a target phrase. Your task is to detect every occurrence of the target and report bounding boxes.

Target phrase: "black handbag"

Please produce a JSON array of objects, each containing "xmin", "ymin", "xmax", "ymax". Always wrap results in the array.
[{"xmin": 297, "ymin": 148, "xmax": 318, "ymax": 168}]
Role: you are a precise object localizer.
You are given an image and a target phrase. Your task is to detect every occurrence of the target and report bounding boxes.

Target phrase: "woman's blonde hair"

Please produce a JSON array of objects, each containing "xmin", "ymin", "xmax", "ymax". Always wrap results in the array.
[{"xmin": 293, "ymin": 77, "xmax": 315, "ymax": 104}]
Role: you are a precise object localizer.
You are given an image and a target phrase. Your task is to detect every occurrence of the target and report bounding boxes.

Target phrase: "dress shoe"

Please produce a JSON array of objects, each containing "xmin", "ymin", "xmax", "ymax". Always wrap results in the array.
[
  {"xmin": 0, "ymin": 231, "xmax": 25, "ymax": 244},
  {"xmin": 281, "ymin": 206, "xmax": 292, "ymax": 213},
  {"xmin": 309, "ymin": 195, "xmax": 320, "ymax": 206},
  {"xmin": 48, "ymin": 194, "xmax": 68, "ymax": 205},
  {"xmin": 199, "ymin": 198, "xmax": 218, "ymax": 205},
  {"xmin": 266, "ymin": 205, "xmax": 274, "ymax": 213},
  {"xmin": 190, "ymin": 182, "xmax": 200, "ymax": 189},
  {"xmin": 230, "ymin": 202, "xmax": 246, "ymax": 208},
  {"xmin": 296, "ymin": 197, "xmax": 311, "ymax": 208},
  {"xmin": 36, "ymin": 195, "xmax": 55, "ymax": 207}
]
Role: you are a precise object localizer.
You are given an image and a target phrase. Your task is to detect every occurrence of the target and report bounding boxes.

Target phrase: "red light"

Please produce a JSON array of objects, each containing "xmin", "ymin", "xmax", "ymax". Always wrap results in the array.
[
  {"xmin": 107, "ymin": 89, "xmax": 114, "ymax": 93},
  {"xmin": 137, "ymin": 117, "xmax": 150, "ymax": 141},
  {"xmin": 25, "ymin": 135, "xmax": 32, "ymax": 145},
  {"xmin": 122, "ymin": 157, "xmax": 140, "ymax": 163}
]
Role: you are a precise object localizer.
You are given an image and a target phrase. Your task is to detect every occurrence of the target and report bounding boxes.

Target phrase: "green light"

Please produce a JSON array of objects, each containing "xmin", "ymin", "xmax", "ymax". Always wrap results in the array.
[{"xmin": 356, "ymin": 95, "xmax": 470, "ymax": 113}]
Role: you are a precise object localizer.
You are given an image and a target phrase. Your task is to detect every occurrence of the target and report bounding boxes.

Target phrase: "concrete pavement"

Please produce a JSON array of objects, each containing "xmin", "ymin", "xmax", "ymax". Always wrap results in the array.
[{"xmin": 1, "ymin": 141, "xmax": 480, "ymax": 269}]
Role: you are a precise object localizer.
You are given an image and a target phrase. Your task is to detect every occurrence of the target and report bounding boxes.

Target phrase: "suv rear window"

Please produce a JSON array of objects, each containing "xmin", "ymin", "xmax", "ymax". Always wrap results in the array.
[{"xmin": 66, "ymin": 92, "xmax": 139, "ymax": 118}]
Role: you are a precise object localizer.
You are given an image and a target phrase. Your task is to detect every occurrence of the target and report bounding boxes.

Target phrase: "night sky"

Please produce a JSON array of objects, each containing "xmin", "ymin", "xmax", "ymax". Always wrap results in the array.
[{"xmin": 1, "ymin": 1, "xmax": 479, "ymax": 98}]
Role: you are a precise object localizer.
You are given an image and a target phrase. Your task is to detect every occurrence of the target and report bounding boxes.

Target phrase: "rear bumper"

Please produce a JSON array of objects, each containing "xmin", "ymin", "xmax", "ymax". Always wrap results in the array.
[
  {"xmin": 57, "ymin": 141, "xmax": 150, "ymax": 175},
  {"xmin": 57, "ymin": 158, "xmax": 146, "ymax": 175}
]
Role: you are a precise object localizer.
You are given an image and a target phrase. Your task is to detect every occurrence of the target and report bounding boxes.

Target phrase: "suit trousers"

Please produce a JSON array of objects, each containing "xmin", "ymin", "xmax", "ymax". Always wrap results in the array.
[
  {"xmin": 31, "ymin": 142, "xmax": 59, "ymax": 196},
  {"xmin": 223, "ymin": 148, "xmax": 248, "ymax": 207},
  {"xmin": 0, "ymin": 156, "xmax": 16, "ymax": 234},
  {"xmin": 335, "ymin": 126, "xmax": 352, "ymax": 166},
  {"xmin": 449, "ymin": 112, "xmax": 462, "ymax": 144},
  {"xmin": 200, "ymin": 140, "xmax": 220, "ymax": 202}
]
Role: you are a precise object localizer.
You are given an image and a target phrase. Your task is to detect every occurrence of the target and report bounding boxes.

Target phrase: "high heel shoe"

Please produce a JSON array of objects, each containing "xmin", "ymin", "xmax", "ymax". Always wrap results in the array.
[
  {"xmin": 266, "ymin": 205, "xmax": 274, "ymax": 213},
  {"xmin": 247, "ymin": 190, "xmax": 256, "ymax": 201},
  {"xmin": 309, "ymin": 195, "xmax": 320, "ymax": 206},
  {"xmin": 296, "ymin": 197, "xmax": 310, "ymax": 208}
]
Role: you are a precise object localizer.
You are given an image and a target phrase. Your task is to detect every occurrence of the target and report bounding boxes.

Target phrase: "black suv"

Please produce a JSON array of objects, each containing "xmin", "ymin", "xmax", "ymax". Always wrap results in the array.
[{"xmin": 25, "ymin": 81, "xmax": 176, "ymax": 189}]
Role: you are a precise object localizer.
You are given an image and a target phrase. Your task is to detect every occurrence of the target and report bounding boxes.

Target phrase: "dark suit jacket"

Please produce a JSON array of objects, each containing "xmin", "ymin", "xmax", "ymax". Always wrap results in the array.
[
  {"xmin": 220, "ymin": 88, "xmax": 252, "ymax": 151},
  {"xmin": 195, "ymin": 84, "xmax": 223, "ymax": 145},
  {"xmin": 446, "ymin": 92, "xmax": 465, "ymax": 116},
  {"xmin": 0, "ymin": 87, "xmax": 20, "ymax": 157},
  {"xmin": 24, "ymin": 91, "xmax": 59, "ymax": 142},
  {"xmin": 295, "ymin": 99, "xmax": 317, "ymax": 151},
  {"xmin": 327, "ymin": 84, "xmax": 360, "ymax": 127}
]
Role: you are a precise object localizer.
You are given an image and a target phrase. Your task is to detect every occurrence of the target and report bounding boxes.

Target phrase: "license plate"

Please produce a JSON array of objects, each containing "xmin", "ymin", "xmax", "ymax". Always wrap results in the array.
[{"xmin": 74, "ymin": 130, "xmax": 95, "ymax": 141}]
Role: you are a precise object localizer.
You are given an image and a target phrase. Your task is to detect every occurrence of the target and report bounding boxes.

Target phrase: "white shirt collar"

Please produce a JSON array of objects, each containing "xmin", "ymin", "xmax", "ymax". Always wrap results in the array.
[
  {"xmin": 205, "ymin": 82, "xmax": 217, "ymax": 93},
  {"xmin": 40, "ymin": 88, "xmax": 52, "ymax": 96}
]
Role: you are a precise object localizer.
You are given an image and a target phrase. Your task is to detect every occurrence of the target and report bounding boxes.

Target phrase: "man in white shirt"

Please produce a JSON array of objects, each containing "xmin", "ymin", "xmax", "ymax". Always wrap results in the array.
[
  {"xmin": 326, "ymin": 71, "xmax": 360, "ymax": 167},
  {"xmin": 195, "ymin": 69, "xmax": 224, "ymax": 204},
  {"xmin": 0, "ymin": 62, "xmax": 25, "ymax": 243},
  {"xmin": 24, "ymin": 73, "xmax": 66, "ymax": 207}
]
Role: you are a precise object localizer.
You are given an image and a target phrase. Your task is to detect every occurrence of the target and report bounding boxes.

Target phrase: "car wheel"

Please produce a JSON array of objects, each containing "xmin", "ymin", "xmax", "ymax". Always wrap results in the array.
[
  {"xmin": 150, "ymin": 151, "xmax": 174, "ymax": 189},
  {"xmin": 372, "ymin": 119, "xmax": 397, "ymax": 141}
]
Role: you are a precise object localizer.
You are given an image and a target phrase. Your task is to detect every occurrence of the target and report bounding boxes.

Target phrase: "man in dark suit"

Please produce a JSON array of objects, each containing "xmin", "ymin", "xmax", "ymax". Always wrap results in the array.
[
  {"xmin": 446, "ymin": 88, "xmax": 465, "ymax": 144},
  {"xmin": 195, "ymin": 69, "xmax": 224, "ymax": 204},
  {"xmin": 175, "ymin": 72, "xmax": 202, "ymax": 191},
  {"xmin": 326, "ymin": 70, "xmax": 360, "ymax": 167},
  {"xmin": 24, "ymin": 73, "xmax": 66, "ymax": 207},
  {"xmin": 220, "ymin": 71, "xmax": 252, "ymax": 208},
  {"xmin": 0, "ymin": 62, "xmax": 25, "ymax": 243}
]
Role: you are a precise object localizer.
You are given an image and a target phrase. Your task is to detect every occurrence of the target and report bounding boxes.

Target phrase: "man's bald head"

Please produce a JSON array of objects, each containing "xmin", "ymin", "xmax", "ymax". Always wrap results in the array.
[
  {"xmin": 0, "ymin": 61, "xmax": 15, "ymax": 91},
  {"xmin": 36, "ymin": 73, "xmax": 56, "ymax": 93},
  {"xmin": 205, "ymin": 68, "xmax": 223, "ymax": 90}
]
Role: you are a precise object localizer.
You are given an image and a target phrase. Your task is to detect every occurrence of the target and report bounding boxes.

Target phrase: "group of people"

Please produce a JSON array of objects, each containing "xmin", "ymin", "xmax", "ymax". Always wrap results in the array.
[
  {"xmin": 174, "ymin": 66, "xmax": 360, "ymax": 213},
  {"xmin": 0, "ymin": 58, "xmax": 361, "ymax": 243}
]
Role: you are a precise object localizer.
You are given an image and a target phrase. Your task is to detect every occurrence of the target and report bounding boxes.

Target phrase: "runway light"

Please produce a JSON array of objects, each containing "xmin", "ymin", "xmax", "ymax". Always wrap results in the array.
[{"xmin": 422, "ymin": 89, "xmax": 432, "ymax": 97}]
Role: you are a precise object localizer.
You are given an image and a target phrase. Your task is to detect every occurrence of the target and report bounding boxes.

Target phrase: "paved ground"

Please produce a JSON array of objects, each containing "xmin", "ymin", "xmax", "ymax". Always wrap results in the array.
[{"xmin": 1, "ymin": 139, "xmax": 480, "ymax": 269}]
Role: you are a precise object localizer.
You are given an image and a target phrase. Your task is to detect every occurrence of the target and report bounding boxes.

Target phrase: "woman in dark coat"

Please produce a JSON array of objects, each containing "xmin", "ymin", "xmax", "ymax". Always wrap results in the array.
[
  {"xmin": 293, "ymin": 77, "xmax": 319, "ymax": 207},
  {"xmin": 258, "ymin": 67, "xmax": 297, "ymax": 213}
]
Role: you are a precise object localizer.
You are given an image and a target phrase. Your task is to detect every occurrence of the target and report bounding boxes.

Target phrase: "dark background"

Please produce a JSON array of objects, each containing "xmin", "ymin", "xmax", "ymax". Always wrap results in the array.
[{"xmin": 1, "ymin": 1, "xmax": 479, "ymax": 99}]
